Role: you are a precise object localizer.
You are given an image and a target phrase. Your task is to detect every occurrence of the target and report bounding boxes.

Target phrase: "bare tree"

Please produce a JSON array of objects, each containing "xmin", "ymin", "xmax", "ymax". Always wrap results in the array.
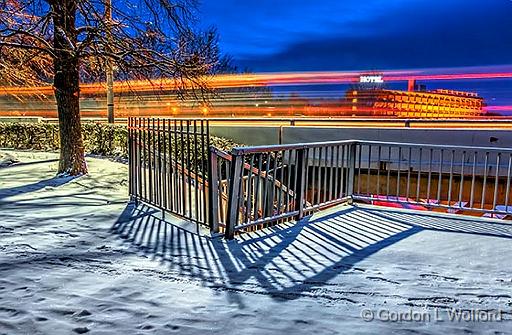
[{"xmin": 0, "ymin": 0, "xmax": 218, "ymax": 175}]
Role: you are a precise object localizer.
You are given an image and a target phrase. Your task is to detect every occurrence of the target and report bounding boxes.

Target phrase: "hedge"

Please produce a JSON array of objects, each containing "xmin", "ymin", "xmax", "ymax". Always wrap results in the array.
[{"xmin": 0, "ymin": 122, "xmax": 238, "ymax": 159}]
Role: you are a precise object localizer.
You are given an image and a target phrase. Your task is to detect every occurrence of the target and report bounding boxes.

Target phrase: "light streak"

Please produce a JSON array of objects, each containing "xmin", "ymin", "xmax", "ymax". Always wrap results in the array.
[
  {"xmin": 0, "ymin": 65, "xmax": 511, "ymax": 119},
  {"xmin": 2, "ymin": 65, "xmax": 512, "ymax": 96}
]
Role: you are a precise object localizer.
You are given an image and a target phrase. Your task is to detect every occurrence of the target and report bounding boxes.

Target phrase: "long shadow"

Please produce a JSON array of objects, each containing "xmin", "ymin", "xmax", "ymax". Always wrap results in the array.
[
  {"xmin": 0, "ymin": 158, "xmax": 59, "ymax": 170},
  {"xmin": 0, "ymin": 175, "xmax": 76, "ymax": 200},
  {"xmin": 110, "ymin": 202, "xmax": 512, "ymax": 304},
  {"xmin": 0, "ymin": 155, "xmax": 79, "ymax": 201},
  {"xmin": 110, "ymin": 203, "xmax": 408, "ymax": 302},
  {"xmin": 358, "ymin": 206, "xmax": 512, "ymax": 240}
]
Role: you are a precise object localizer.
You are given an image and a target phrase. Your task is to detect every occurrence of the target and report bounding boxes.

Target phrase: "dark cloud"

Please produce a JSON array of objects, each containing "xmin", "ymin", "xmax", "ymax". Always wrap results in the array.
[{"xmin": 230, "ymin": 0, "xmax": 512, "ymax": 71}]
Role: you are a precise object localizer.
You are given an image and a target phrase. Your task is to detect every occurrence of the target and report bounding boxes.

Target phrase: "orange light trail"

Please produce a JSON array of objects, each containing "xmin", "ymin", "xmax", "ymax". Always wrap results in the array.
[
  {"xmin": 2, "ymin": 67, "xmax": 512, "ymax": 96},
  {"xmin": 1, "ymin": 65, "xmax": 511, "ymax": 119}
]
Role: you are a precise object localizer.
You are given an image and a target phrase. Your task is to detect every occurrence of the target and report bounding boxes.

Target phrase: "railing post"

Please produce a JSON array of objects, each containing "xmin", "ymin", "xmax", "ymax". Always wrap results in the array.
[
  {"xmin": 128, "ymin": 117, "xmax": 137, "ymax": 205},
  {"xmin": 294, "ymin": 148, "xmax": 307, "ymax": 221},
  {"xmin": 208, "ymin": 147, "xmax": 220, "ymax": 234},
  {"xmin": 128, "ymin": 117, "xmax": 133, "ymax": 198},
  {"xmin": 133, "ymin": 117, "xmax": 139, "ymax": 206},
  {"xmin": 347, "ymin": 142, "xmax": 358, "ymax": 203},
  {"xmin": 225, "ymin": 153, "xmax": 244, "ymax": 239}
]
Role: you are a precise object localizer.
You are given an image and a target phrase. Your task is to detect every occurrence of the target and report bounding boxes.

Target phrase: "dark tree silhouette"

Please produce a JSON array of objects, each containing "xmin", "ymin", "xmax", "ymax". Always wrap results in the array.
[{"xmin": 0, "ymin": 0, "xmax": 218, "ymax": 175}]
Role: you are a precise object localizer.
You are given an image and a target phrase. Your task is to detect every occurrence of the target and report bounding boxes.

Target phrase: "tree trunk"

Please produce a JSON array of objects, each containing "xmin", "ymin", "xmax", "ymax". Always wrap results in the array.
[{"xmin": 52, "ymin": 0, "xmax": 87, "ymax": 175}]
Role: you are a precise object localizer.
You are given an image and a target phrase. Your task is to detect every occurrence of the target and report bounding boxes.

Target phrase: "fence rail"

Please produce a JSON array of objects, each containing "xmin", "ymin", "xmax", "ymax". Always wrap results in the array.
[
  {"xmin": 128, "ymin": 117, "xmax": 211, "ymax": 227},
  {"xmin": 223, "ymin": 140, "xmax": 512, "ymax": 238},
  {"xmin": 127, "ymin": 118, "xmax": 512, "ymax": 239},
  {"xmin": 222, "ymin": 142, "xmax": 355, "ymax": 238}
]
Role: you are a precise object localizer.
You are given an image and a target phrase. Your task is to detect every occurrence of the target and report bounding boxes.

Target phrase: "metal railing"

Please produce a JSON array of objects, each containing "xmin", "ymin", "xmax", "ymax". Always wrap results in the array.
[
  {"xmin": 208, "ymin": 147, "xmax": 231, "ymax": 233},
  {"xmin": 221, "ymin": 141, "xmax": 356, "ymax": 238},
  {"xmin": 222, "ymin": 140, "xmax": 512, "ymax": 238},
  {"xmin": 128, "ymin": 117, "xmax": 211, "ymax": 226},
  {"xmin": 351, "ymin": 141, "xmax": 512, "ymax": 215},
  {"xmin": 127, "ymin": 118, "xmax": 512, "ymax": 239}
]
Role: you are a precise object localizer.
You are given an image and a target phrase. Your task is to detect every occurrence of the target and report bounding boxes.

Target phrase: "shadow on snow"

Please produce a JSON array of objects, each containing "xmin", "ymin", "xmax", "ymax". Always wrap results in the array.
[
  {"xmin": 110, "ymin": 201, "xmax": 512, "ymax": 304},
  {"xmin": 0, "ymin": 175, "xmax": 76, "ymax": 200}
]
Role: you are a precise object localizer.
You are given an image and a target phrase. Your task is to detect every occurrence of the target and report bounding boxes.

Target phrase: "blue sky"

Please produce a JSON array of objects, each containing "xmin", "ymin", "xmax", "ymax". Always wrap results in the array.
[{"xmin": 199, "ymin": 0, "xmax": 512, "ymax": 72}]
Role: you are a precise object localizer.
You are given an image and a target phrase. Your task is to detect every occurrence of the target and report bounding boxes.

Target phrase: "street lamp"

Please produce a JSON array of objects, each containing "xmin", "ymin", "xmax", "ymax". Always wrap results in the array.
[{"xmin": 105, "ymin": 0, "xmax": 114, "ymax": 123}]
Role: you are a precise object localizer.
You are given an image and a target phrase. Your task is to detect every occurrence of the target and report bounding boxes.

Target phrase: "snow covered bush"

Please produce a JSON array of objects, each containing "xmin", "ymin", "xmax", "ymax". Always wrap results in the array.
[
  {"xmin": 0, "ymin": 122, "xmax": 238, "ymax": 159},
  {"xmin": 82, "ymin": 123, "xmax": 128, "ymax": 157},
  {"xmin": 0, "ymin": 122, "xmax": 60, "ymax": 151},
  {"xmin": 0, "ymin": 122, "xmax": 126, "ymax": 156}
]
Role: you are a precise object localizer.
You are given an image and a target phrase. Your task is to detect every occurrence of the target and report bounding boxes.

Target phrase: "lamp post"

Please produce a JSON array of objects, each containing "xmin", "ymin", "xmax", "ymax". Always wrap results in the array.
[{"xmin": 105, "ymin": 0, "xmax": 114, "ymax": 123}]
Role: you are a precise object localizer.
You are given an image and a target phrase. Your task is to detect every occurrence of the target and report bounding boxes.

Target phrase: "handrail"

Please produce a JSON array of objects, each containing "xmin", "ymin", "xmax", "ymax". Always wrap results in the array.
[
  {"xmin": 223, "ymin": 139, "xmax": 512, "ymax": 239},
  {"xmin": 232, "ymin": 139, "xmax": 512, "ymax": 155},
  {"xmin": 211, "ymin": 147, "xmax": 299, "ymax": 198},
  {"xmin": 224, "ymin": 141, "xmax": 357, "ymax": 238},
  {"xmin": 128, "ymin": 117, "xmax": 211, "ymax": 227},
  {"xmin": 352, "ymin": 140, "xmax": 512, "ymax": 153},
  {"xmin": 231, "ymin": 140, "xmax": 356, "ymax": 154},
  {"xmin": 127, "ymin": 116, "xmax": 512, "ymax": 240}
]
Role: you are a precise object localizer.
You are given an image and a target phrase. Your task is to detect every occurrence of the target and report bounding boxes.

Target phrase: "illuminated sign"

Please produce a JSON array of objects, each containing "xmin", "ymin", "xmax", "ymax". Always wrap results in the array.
[{"xmin": 359, "ymin": 75, "xmax": 384, "ymax": 83}]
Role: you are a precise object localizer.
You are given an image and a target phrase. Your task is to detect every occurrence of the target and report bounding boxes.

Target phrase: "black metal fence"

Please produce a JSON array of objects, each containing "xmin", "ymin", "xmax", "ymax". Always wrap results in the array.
[
  {"xmin": 351, "ymin": 141, "xmax": 512, "ymax": 216},
  {"xmin": 222, "ymin": 140, "xmax": 512, "ymax": 238},
  {"xmin": 128, "ymin": 117, "xmax": 211, "ymax": 227},
  {"xmin": 221, "ymin": 141, "xmax": 355, "ymax": 238},
  {"xmin": 128, "ymin": 119, "xmax": 512, "ymax": 239}
]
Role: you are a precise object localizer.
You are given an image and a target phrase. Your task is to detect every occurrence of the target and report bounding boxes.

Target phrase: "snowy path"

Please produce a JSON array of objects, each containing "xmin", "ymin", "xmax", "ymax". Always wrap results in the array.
[{"xmin": 0, "ymin": 150, "xmax": 511, "ymax": 334}]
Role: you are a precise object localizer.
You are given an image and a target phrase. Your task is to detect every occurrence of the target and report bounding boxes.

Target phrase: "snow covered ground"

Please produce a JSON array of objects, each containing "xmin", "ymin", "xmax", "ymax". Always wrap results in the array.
[{"xmin": 0, "ymin": 149, "xmax": 511, "ymax": 334}]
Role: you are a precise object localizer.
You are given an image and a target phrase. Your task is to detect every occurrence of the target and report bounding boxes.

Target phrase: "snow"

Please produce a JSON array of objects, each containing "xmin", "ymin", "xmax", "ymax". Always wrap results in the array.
[{"xmin": 1, "ymin": 149, "xmax": 511, "ymax": 334}]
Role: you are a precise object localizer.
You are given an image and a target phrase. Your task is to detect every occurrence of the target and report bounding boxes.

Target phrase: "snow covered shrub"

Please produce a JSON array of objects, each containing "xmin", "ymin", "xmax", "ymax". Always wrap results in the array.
[
  {"xmin": 0, "ymin": 122, "xmax": 239, "ymax": 160},
  {"xmin": 0, "ymin": 122, "xmax": 126, "ymax": 156},
  {"xmin": 0, "ymin": 122, "xmax": 60, "ymax": 150},
  {"xmin": 82, "ymin": 123, "xmax": 128, "ymax": 157}
]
